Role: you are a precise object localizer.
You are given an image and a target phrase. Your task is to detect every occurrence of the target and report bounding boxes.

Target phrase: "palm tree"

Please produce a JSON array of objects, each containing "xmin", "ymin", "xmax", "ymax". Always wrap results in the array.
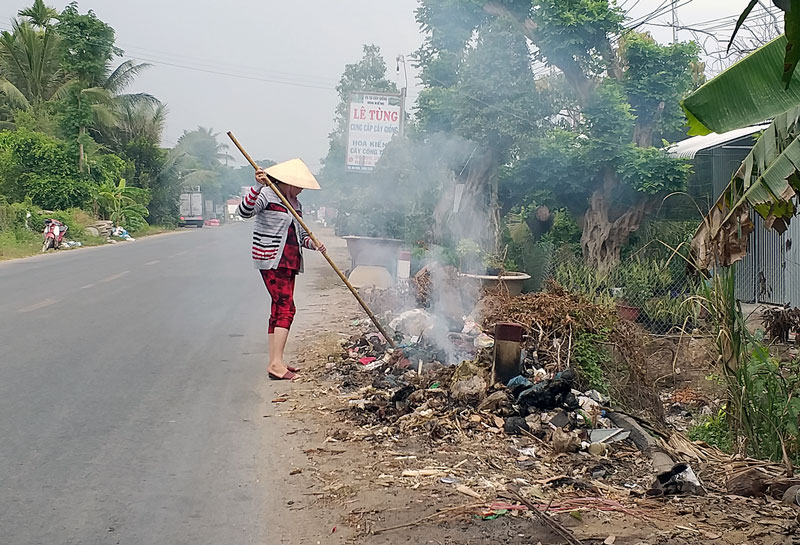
[
  {"xmin": 74, "ymin": 60, "xmax": 159, "ymax": 171},
  {"xmin": 173, "ymin": 127, "xmax": 233, "ymax": 194},
  {"xmin": 18, "ymin": 0, "xmax": 58, "ymax": 29},
  {"xmin": 0, "ymin": 19, "xmax": 68, "ymax": 112},
  {"xmin": 102, "ymin": 101, "xmax": 167, "ymax": 151}
]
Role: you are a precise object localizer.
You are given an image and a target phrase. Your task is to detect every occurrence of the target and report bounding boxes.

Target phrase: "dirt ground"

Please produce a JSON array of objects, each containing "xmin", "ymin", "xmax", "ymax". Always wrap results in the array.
[{"xmin": 269, "ymin": 229, "xmax": 800, "ymax": 545}]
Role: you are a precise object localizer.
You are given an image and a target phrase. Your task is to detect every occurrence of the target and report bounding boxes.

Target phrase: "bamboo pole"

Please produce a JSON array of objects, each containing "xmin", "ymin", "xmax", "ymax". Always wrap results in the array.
[{"xmin": 227, "ymin": 132, "xmax": 396, "ymax": 348}]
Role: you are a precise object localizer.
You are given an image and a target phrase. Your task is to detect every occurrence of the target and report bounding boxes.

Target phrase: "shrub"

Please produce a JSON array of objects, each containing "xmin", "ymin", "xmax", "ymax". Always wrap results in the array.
[{"xmin": 572, "ymin": 331, "xmax": 611, "ymax": 395}]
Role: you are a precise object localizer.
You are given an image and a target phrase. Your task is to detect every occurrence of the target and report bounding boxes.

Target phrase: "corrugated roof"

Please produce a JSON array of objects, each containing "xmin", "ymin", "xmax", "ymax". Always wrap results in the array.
[{"xmin": 667, "ymin": 124, "xmax": 771, "ymax": 159}]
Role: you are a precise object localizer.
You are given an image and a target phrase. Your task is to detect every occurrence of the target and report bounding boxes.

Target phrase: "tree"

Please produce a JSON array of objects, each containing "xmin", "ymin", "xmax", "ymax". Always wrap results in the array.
[
  {"xmin": 171, "ymin": 127, "xmax": 233, "ymax": 206},
  {"xmin": 55, "ymin": 2, "xmax": 150, "ymax": 172},
  {"xmin": 0, "ymin": 128, "xmax": 91, "ymax": 209},
  {"xmin": 18, "ymin": 0, "xmax": 58, "ymax": 29},
  {"xmin": 414, "ymin": 13, "xmax": 557, "ymax": 252},
  {"xmin": 731, "ymin": 0, "xmax": 798, "ymax": 87},
  {"xmin": 0, "ymin": 18, "xmax": 68, "ymax": 113},
  {"xmin": 472, "ymin": 1, "xmax": 700, "ymax": 270},
  {"xmin": 682, "ymin": 35, "xmax": 800, "ymax": 269}
]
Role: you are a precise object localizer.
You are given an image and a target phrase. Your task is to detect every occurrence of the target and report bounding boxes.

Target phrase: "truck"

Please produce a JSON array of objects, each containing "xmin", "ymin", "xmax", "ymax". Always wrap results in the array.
[{"xmin": 179, "ymin": 190, "xmax": 204, "ymax": 228}]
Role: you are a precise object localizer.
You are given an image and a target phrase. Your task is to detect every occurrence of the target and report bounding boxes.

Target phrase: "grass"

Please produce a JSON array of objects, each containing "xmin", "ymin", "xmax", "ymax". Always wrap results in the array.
[
  {"xmin": 0, "ymin": 231, "xmax": 40, "ymax": 260},
  {"xmin": 0, "ymin": 224, "xmax": 176, "ymax": 261},
  {"xmin": 130, "ymin": 224, "xmax": 175, "ymax": 237}
]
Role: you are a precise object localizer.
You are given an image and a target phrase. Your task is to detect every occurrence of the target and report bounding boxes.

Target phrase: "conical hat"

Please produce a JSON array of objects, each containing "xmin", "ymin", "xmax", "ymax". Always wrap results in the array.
[{"xmin": 265, "ymin": 158, "xmax": 321, "ymax": 190}]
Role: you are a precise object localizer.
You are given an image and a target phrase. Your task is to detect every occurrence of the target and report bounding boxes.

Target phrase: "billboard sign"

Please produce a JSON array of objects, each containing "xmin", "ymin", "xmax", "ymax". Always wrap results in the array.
[{"xmin": 346, "ymin": 92, "xmax": 402, "ymax": 172}]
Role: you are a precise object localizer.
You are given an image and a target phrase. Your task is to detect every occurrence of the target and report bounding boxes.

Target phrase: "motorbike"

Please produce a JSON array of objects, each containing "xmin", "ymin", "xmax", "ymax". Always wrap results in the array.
[{"xmin": 42, "ymin": 219, "xmax": 68, "ymax": 252}]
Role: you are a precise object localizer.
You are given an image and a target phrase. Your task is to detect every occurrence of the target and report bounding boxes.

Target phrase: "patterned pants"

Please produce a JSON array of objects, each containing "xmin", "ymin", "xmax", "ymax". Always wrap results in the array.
[{"xmin": 260, "ymin": 268, "xmax": 297, "ymax": 333}]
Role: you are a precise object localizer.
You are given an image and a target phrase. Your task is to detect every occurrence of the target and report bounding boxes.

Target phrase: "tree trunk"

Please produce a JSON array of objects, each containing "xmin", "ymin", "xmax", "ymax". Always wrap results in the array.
[
  {"xmin": 581, "ymin": 170, "xmax": 651, "ymax": 271},
  {"xmin": 432, "ymin": 156, "xmax": 495, "ymax": 249},
  {"xmin": 78, "ymin": 126, "xmax": 86, "ymax": 173},
  {"xmin": 488, "ymin": 168, "xmax": 502, "ymax": 254}
]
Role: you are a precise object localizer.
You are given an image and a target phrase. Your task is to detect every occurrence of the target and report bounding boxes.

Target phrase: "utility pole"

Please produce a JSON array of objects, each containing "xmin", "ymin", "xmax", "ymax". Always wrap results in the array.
[
  {"xmin": 671, "ymin": 0, "xmax": 678, "ymax": 43},
  {"xmin": 396, "ymin": 54, "xmax": 408, "ymax": 137}
]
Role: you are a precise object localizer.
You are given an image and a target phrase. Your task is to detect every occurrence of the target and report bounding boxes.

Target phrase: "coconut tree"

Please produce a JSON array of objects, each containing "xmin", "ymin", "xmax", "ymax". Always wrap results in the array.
[{"xmin": 0, "ymin": 19, "xmax": 69, "ymax": 113}]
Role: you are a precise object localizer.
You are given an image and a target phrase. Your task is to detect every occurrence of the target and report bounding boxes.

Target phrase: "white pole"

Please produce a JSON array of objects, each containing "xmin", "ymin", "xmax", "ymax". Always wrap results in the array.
[{"xmin": 672, "ymin": 0, "xmax": 678, "ymax": 43}]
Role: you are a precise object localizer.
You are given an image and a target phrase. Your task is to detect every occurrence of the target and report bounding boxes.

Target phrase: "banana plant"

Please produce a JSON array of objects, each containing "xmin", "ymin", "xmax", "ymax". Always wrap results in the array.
[
  {"xmin": 730, "ymin": 0, "xmax": 798, "ymax": 89},
  {"xmin": 683, "ymin": 36, "xmax": 800, "ymax": 136},
  {"xmin": 95, "ymin": 178, "xmax": 149, "ymax": 230},
  {"xmin": 691, "ymin": 105, "xmax": 800, "ymax": 269}
]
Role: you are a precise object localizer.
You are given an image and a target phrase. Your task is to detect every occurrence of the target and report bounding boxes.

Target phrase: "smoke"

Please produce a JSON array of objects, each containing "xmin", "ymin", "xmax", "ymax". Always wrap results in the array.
[{"xmin": 324, "ymin": 130, "xmax": 493, "ymax": 365}]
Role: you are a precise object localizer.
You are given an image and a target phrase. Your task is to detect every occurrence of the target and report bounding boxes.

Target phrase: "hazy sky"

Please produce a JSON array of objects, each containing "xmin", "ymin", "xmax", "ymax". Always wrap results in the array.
[{"xmin": 0, "ymin": 1, "xmax": 775, "ymax": 171}]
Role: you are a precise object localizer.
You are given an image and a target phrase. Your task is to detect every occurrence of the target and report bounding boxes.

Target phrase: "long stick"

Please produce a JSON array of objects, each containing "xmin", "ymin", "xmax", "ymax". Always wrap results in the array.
[
  {"xmin": 506, "ymin": 487, "xmax": 584, "ymax": 545},
  {"xmin": 227, "ymin": 131, "xmax": 395, "ymax": 347}
]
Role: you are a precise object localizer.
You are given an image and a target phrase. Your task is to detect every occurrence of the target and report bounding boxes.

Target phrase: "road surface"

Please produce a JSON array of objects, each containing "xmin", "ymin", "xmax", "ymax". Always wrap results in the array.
[{"xmin": 0, "ymin": 223, "xmax": 338, "ymax": 544}]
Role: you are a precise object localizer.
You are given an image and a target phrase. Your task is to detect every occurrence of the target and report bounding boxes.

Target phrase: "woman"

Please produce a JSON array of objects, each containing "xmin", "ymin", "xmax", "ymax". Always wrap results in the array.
[{"xmin": 238, "ymin": 158, "xmax": 326, "ymax": 381}]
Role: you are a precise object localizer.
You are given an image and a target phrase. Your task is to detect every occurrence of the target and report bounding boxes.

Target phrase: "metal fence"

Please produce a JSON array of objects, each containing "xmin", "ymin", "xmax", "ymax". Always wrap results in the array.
[{"xmin": 547, "ymin": 248, "xmax": 702, "ymax": 335}]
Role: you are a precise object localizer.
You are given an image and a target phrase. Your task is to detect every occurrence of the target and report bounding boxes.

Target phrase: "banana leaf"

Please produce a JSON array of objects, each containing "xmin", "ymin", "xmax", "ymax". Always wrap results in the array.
[
  {"xmin": 692, "ymin": 105, "xmax": 800, "ymax": 269},
  {"xmin": 728, "ymin": 0, "xmax": 799, "ymax": 89},
  {"xmin": 682, "ymin": 36, "xmax": 800, "ymax": 136}
]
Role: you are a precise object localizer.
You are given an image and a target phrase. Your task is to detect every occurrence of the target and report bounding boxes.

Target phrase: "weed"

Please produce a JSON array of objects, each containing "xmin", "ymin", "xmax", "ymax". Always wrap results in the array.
[
  {"xmin": 572, "ymin": 331, "xmax": 610, "ymax": 395},
  {"xmin": 689, "ymin": 410, "xmax": 733, "ymax": 452}
]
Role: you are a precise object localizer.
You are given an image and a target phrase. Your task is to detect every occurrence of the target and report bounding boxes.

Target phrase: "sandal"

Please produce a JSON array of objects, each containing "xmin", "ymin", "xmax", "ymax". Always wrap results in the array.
[
  {"xmin": 268, "ymin": 370, "xmax": 299, "ymax": 381},
  {"xmin": 287, "ymin": 365, "xmax": 301, "ymax": 373}
]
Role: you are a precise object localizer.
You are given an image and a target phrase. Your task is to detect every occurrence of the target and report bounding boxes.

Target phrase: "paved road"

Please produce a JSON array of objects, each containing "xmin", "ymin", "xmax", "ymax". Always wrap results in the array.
[{"xmin": 0, "ymin": 224, "xmax": 329, "ymax": 545}]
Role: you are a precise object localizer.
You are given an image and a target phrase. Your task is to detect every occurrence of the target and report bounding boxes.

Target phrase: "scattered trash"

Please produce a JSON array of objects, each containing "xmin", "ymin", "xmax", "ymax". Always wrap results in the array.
[
  {"xmin": 474, "ymin": 333, "xmax": 494, "ymax": 349},
  {"xmin": 456, "ymin": 484, "xmax": 483, "ymax": 500},
  {"xmin": 651, "ymin": 463, "xmax": 705, "ymax": 496},
  {"xmin": 588, "ymin": 428, "xmax": 630, "ymax": 443},
  {"xmin": 112, "ymin": 226, "xmax": 135, "ymax": 241},
  {"xmin": 503, "ymin": 416, "xmax": 530, "ymax": 435},
  {"xmin": 451, "ymin": 375, "xmax": 487, "ymax": 405},
  {"xmin": 389, "ymin": 309, "xmax": 435, "ymax": 336}
]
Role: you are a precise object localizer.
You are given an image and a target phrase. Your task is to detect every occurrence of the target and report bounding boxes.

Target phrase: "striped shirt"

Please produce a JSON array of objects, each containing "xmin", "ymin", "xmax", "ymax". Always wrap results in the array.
[{"xmin": 238, "ymin": 185, "xmax": 314, "ymax": 271}]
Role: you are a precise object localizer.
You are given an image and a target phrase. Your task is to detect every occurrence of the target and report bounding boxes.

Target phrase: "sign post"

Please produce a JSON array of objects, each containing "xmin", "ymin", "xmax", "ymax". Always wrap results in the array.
[{"xmin": 345, "ymin": 92, "xmax": 402, "ymax": 172}]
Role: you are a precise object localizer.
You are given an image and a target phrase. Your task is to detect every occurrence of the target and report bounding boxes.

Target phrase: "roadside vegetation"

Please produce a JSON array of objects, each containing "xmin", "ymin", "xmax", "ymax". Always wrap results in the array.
[{"xmin": 0, "ymin": 1, "xmax": 255, "ymax": 259}]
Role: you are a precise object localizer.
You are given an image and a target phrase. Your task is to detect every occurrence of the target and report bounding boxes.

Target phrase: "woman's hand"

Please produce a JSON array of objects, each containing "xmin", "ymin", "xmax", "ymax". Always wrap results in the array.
[
  {"xmin": 255, "ymin": 168, "xmax": 269, "ymax": 186},
  {"xmin": 314, "ymin": 241, "xmax": 327, "ymax": 253}
]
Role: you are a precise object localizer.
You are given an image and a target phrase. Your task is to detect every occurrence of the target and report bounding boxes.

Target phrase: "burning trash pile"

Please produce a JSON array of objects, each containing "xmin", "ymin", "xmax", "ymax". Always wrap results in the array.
[
  {"xmin": 327, "ymin": 277, "xmax": 664, "ymax": 459},
  {"xmin": 316, "ymin": 276, "xmax": 800, "ymax": 543}
]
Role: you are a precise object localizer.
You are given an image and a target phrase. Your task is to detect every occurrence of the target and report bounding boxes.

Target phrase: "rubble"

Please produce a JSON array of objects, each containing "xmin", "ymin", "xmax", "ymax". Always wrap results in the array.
[{"xmin": 315, "ymin": 281, "xmax": 799, "ymax": 544}]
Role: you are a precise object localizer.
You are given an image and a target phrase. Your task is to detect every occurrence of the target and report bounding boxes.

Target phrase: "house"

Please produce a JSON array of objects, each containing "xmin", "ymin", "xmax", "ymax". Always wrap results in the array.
[{"xmin": 668, "ymin": 125, "xmax": 800, "ymax": 306}]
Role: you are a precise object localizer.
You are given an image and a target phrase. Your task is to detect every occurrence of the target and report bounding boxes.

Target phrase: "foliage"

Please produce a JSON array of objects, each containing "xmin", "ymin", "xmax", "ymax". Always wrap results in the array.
[
  {"xmin": 0, "ymin": 128, "xmax": 90, "ymax": 208},
  {"xmin": 762, "ymin": 307, "xmax": 800, "ymax": 343},
  {"xmin": 620, "ymin": 33, "xmax": 701, "ymax": 142},
  {"xmin": 683, "ymin": 35, "xmax": 800, "ymax": 136},
  {"xmin": 642, "ymin": 295, "xmax": 700, "ymax": 330},
  {"xmin": 692, "ymin": 105, "xmax": 800, "ymax": 270},
  {"xmin": 698, "ymin": 266, "xmax": 800, "ymax": 467},
  {"xmin": 689, "ymin": 410, "xmax": 734, "ymax": 453},
  {"xmin": 541, "ymin": 210, "xmax": 582, "ymax": 255},
  {"xmin": 732, "ymin": 350, "xmax": 800, "ymax": 464},
  {"xmin": 95, "ymin": 177, "xmax": 149, "ymax": 230},
  {"xmin": 56, "ymin": 2, "xmax": 120, "ymax": 85},
  {"xmin": 729, "ymin": 1, "xmax": 797, "ymax": 89},
  {"xmin": 0, "ymin": 18, "xmax": 67, "ymax": 112},
  {"xmin": 572, "ymin": 331, "xmax": 610, "ymax": 395}
]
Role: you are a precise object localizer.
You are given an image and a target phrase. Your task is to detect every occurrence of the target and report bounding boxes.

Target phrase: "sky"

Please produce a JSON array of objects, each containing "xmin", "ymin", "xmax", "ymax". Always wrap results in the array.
[{"xmin": 0, "ymin": 0, "xmax": 780, "ymax": 171}]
